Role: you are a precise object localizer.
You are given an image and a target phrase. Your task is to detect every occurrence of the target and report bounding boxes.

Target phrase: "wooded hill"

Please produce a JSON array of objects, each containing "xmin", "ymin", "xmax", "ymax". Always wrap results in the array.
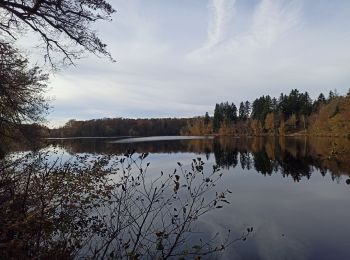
[
  {"xmin": 183, "ymin": 89, "xmax": 350, "ymax": 137},
  {"xmin": 49, "ymin": 89, "xmax": 350, "ymax": 138},
  {"xmin": 49, "ymin": 118, "xmax": 194, "ymax": 137}
]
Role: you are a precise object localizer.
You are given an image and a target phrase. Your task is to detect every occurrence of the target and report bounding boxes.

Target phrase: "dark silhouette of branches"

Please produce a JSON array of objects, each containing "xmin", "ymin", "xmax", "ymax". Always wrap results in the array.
[
  {"xmin": 0, "ymin": 151, "xmax": 252, "ymax": 259},
  {"xmin": 0, "ymin": 43, "xmax": 49, "ymax": 138},
  {"xmin": 0, "ymin": 0, "xmax": 115, "ymax": 66}
]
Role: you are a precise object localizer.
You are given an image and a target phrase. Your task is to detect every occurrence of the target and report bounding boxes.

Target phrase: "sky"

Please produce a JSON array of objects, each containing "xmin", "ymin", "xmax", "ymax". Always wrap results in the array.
[{"xmin": 31, "ymin": 0, "xmax": 350, "ymax": 127}]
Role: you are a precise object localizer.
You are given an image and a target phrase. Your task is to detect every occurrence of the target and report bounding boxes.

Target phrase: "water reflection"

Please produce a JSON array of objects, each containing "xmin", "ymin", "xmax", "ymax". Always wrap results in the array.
[
  {"xmin": 3, "ymin": 137, "xmax": 350, "ymax": 259},
  {"xmin": 47, "ymin": 136, "xmax": 350, "ymax": 181}
]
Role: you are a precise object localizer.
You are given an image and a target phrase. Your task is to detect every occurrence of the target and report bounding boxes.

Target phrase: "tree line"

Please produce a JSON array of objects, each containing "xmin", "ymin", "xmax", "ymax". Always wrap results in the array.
[
  {"xmin": 49, "ymin": 118, "xmax": 194, "ymax": 137},
  {"xmin": 185, "ymin": 88, "xmax": 350, "ymax": 136}
]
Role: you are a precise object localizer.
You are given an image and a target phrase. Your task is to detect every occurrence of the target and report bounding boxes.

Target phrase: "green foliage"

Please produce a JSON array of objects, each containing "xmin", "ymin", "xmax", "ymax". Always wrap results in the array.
[
  {"xmin": 213, "ymin": 102, "xmax": 237, "ymax": 132},
  {"xmin": 276, "ymin": 89, "xmax": 313, "ymax": 119},
  {"xmin": 239, "ymin": 101, "xmax": 250, "ymax": 121},
  {"xmin": 251, "ymin": 95, "xmax": 273, "ymax": 122}
]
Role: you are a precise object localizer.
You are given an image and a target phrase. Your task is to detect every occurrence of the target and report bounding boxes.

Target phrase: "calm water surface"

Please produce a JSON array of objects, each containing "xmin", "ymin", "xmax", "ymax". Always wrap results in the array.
[{"xmin": 44, "ymin": 136, "xmax": 350, "ymax": 260}]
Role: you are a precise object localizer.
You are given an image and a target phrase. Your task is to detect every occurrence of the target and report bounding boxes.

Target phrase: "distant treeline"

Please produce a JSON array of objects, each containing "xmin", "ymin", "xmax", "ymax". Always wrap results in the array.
[
  {"xmin": 49, "ymin": 118, "xmax": 194, "ymax": 137},
  {"xmin": 49, "ymin": 89, "xmax": 350, "ymax": 138},
  {"xmin": 183, "ymin": 89, "xmax": 350, "ymax": 137}
]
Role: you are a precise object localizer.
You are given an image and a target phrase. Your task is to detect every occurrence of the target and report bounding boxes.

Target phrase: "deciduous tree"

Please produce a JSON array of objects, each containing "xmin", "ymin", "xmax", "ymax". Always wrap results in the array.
[
  {"xmin": 0, "ymin": 0, "xmax": 115, "ymax": 66},
  {"xmin": 0, "ymin": 43, "xmax": 48, "ymax": 137}
]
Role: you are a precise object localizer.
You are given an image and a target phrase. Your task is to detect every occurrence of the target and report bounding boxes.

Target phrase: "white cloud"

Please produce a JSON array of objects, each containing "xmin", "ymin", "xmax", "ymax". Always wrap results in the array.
[
  {"xmin": 207, "ymin": 0, "xmax": 236, "ymax": 48},
  {"xmin": 188, "ymin": 0, "xmax": 236, "ymax": 58},
  {"xmin": 252, "ymin": 0, "xmax": 302, "ymax": 47},
  {"xmin": 188, "ymin": 0, "xmax": 302, "ymax": 59},
  {"xmin": 43, "ymin": 0, "xmax": 350, "ymax": 126}
]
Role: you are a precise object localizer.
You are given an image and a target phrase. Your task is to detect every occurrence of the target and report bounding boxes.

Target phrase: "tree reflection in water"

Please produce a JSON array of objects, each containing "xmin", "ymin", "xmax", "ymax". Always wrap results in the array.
[
  {"xmin": 48, "ymin": 136, "xmax": 350, "ymax": 181},
  {"xmin": 1, "ymin": 136, "xmax": 349, "ymax": 258}
]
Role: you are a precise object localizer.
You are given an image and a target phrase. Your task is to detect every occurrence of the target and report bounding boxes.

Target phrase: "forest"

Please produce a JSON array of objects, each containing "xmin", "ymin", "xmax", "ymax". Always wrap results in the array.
[
  {"xmin": 52, "ymin": 88, "xmax": 350, "ymax": 138},
  {"xmin": 49, "ymin": 118, "xmax": 193, "ymax": 137},
  {"xmin": 184, "ymin": 89, "xmax": 350, "ymax": 137}
]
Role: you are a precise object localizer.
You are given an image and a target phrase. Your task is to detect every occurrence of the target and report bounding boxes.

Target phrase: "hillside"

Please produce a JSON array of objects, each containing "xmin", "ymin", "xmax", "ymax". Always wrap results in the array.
[
  {"xmin": 309, "ymin": 95, "xmax": 350, "ymax": 136},
  {"xmin": 184, "ymin": 89, "xmax": 350, "ymax": 137}
]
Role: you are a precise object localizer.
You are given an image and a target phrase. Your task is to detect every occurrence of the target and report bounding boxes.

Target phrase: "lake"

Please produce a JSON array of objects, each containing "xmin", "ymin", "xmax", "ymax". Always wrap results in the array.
[{"xmin": 38, "ymin": 136, "xmax": 350, "ymax": 260}]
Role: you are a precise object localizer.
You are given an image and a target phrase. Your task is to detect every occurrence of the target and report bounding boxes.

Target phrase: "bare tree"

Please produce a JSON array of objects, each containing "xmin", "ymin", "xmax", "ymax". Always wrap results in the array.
[{"xmin": 0, "ymin": 0, "xmax": 115, "ymax": 66}]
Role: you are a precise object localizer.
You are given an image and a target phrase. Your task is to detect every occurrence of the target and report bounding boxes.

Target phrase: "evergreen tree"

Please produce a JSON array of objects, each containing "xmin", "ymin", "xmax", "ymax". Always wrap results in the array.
[
  {"xmin": 239, "ymin": 102, "xmax": 246, "ymax": 120},
  {"xmin": 318, "ymin": 93, "xmax": 326, "ymax": 103},
  {"xmin": 213, "ymin": 104, "xmax": 222, "ymax": 132},
  {"xmin": 251, "ymin": 95, "xmax": 272, "ymax": 122},
  {"xmin": 313, "ymin": 93, "xmax": 326, "ymax": 112},
  {"xmin": 244, "ymin": 101, "xmax": 251, "ymax": 119},
  {"xmin": 204, "ymin": 112, "xmax": 210, "ymax": 126},
  {"xmin": 328, "ymin": 90, "xmax": 335, "ymax": 102}
]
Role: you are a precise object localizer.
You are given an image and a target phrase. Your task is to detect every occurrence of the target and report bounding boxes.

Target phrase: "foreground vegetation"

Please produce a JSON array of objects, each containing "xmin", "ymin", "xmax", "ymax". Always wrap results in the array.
[{"xmin": 0, "ymin": 152, "xmax": 251, "ymax": 259}]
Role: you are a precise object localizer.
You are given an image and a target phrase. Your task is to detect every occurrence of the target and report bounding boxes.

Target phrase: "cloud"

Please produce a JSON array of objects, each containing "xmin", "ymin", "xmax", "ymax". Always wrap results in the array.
[
  {"xmin": 43, "ymin": 0, "xmax": 350, "ymax": 127},
  {"xmin": 207, "ymin": 0, "xmax": 236, "ymax": 47},
  {"xmin": 188, "ymin": 0, "xmax": 302, "ymax": 59},
  {"xmin": 188, "ymin": 0, "xmax": 236, "ymax": 58},
  {"xmin": 252, "ymin": 0, "xmax": 302, "ymax": 47}
]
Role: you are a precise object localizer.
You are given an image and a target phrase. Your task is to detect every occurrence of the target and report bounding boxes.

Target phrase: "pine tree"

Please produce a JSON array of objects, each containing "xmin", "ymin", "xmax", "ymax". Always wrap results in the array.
[
  {"xmin": 204, "ymin": 112, "xmax": 210, "ymax": 125},
  {"xmin": 239, "ymin": 102, "xmax": 246, "ymax": 120},
  {"xmin": 213, "ymin": 104, "xmax": 221, "ymax": 132},
  {"xmin": 244, "ymin": 101, "xmax": 251, "ymax": 119}
]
